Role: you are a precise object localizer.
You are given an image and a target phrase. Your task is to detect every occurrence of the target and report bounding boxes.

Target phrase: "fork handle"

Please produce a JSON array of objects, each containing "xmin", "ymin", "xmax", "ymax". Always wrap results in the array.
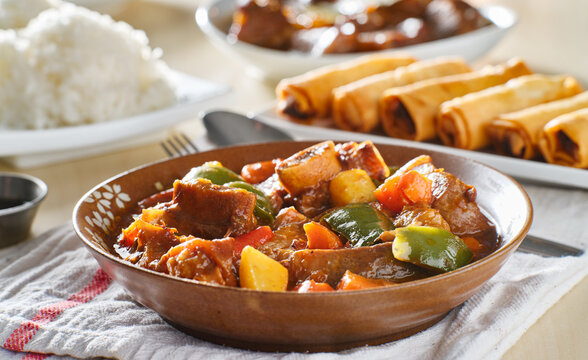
[{"xmin": 517, "ymin": 234, "xmax": 584, "ymax": 257}]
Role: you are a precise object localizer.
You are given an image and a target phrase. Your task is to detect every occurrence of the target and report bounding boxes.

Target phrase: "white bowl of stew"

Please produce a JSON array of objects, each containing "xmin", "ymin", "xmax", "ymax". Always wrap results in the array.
[{"xmin": 196, "ymin": 0, "xmax": 517, "ymax": 80}]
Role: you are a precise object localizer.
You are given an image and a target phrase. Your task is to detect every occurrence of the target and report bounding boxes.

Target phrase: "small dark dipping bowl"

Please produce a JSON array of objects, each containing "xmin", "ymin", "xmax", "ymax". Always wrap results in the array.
[{"xmin": 0, "ymin": 173, "xmax": 48, "ymax": 247}]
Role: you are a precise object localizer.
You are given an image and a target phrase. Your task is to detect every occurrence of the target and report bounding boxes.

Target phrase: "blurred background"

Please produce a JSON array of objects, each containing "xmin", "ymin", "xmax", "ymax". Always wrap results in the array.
[{"xmin": 105, "ymin": 0, "xmax": 588, "ymax": 114}]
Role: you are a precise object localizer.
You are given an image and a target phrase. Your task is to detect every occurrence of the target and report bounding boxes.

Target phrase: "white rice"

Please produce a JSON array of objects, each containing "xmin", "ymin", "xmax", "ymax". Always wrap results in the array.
[{"xmin": 0, "ymin": 0, "xmax": 177, "ymax": 130}]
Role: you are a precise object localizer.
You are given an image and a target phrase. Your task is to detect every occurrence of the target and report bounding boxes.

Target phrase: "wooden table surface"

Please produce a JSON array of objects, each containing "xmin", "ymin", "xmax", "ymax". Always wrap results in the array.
[{"xmin": 1, "ymin": 0, "xmax": 586, "ymax": 359}]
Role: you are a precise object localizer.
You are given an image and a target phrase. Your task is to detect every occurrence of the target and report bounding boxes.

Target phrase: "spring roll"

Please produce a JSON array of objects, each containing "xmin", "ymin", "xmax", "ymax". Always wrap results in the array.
[
  {"xmin": 538, "ymin": 108, "xmax": 588, "ymax": 168},
  {"xmin": 276, "ymin": 54, "xmax": 416, "ymax": 120},
  {"xmin": 331, "ymin": 57, "xmax": 471, "ymax": 133},
  {"xmin": 379, "ymin": 58, "xmax": 532, "ymax": 141},
  {"xmin": 437, "ymin": 75, "xmax": 583, "ymax": 150},
  {"xmin": 487, "ymin": 91, "xmax": 588, "ymax": 159}
]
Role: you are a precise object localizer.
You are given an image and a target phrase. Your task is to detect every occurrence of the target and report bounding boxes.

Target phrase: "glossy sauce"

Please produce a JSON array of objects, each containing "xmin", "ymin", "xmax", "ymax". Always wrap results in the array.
[{"xmin": 0, "ymin": 198, "xmax": 27, "ymax": 210}]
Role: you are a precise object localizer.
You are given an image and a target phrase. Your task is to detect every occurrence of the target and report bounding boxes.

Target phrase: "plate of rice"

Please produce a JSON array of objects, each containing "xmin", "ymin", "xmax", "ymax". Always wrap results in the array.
[{"xmin": 0, "ymin": 0, "xmax": 228, "ymax": 168}]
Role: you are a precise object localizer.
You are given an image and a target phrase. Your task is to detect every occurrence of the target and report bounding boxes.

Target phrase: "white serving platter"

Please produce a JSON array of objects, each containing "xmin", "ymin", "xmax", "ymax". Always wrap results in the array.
[{"xmin": 255, "ymin": 108, "xmax": 588, "ymax": 190}]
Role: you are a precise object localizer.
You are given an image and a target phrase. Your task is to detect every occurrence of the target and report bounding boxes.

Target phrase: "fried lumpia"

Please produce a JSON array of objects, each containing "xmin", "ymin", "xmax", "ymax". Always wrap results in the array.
[
  {"xmin": 331, "ymin": 57, "xmax": 471, "ymax": 133},
  {"xmin": 538, "ymin": 108, "xmax": 588, "ymax": 168},
  {"xmin": 487, "ymin": 91, "xmax": 588, "ymax": 159},
  {"xmin": 276, "ymin": 54, "xmax": 416, "ymax": 120},
  {"xmin": 379, "ymin": 58, "xmax": 531, "ymax": 141},
  {"xmin": 437, "ymin": 75, "xmax": 583, "ymax": 150}
]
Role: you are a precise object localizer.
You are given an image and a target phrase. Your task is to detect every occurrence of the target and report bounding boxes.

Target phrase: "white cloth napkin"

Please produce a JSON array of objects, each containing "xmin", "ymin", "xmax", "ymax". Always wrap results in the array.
[{"xmin": 1, "ymin": 183, "xmax": 587, "ymax": 360}]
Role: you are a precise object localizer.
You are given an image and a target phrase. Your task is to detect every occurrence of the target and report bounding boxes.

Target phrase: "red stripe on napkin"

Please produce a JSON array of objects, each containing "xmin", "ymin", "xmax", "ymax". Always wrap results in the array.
[
  {"xmin": 3, "ymin": 268, "xmax": 111, "ymax": 355},
  {"xmin": 21, "ymin": 353, "xmax": 48, "ymax": 360}
]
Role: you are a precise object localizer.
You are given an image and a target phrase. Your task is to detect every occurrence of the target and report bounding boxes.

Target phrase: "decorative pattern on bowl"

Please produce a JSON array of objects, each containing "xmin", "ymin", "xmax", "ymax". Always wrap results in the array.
[{"xmin": 82, "ymin": 183, "xmax": 131, "ymax": 251}]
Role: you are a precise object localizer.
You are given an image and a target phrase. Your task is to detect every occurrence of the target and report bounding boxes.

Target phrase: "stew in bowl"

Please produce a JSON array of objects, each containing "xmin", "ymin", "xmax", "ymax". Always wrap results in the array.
[{"xmin": 73, "ymin": 141, "xmax": 531, "ymax": 351}]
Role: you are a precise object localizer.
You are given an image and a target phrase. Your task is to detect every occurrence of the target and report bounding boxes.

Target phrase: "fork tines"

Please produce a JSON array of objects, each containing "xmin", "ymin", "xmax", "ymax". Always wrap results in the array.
[{"xmin": 161, "ymin": 133, "xmax": 199, "ymax": 158}]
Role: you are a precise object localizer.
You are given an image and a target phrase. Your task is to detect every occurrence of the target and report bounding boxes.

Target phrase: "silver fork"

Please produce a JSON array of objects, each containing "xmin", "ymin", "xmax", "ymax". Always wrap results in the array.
[{"xmin": 161, "ymin": 132, "xmax": 199, "ymax": 157}]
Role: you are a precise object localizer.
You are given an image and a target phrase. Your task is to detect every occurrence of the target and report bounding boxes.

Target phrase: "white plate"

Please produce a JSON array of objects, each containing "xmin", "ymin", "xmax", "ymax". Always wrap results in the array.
[
  {"xmin": 196, "ymin": 0, "xmax": 516, "ymax": 80},
  {"xmin": 69, "ymin": 0, "xmax": 132, "ymax": 15},
  {"xmin": 0, "ymin": 71, "xmax": 229, "ymax": 168},
  {"xmin": 255, "ymin": 108, "xmax": 588, "ymax": 190}
]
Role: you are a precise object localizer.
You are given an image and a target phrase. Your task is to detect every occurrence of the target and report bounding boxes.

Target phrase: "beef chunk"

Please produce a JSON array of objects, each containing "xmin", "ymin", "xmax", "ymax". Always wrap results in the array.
[
  {"xmin": 159, "ymin": 237, "xmax": 237, "ymax": 286},
  {"xmin": 395, "ymin": 155, "xmax": 493, "ymax": 237},
  {"xmin": 427, "ymin": 171, "xmax": 493, "ymax": 237},
  {"xmin": 290, "ymin": 181, "xmax": 332, "ymax": 218},
  {"xmin": 118, "ymin": 219, "xmax": 180, "ymax": 272},
  {"xmin": 257, "ymin": 207, "xmax": 310, "ymax": 257},
  {"xmin": 229, "ymin": 0, "xmax": 294, "ymax": 50},
  {"xmin": 336, "ymin": 141, "xmax": 390, "ymax": 181},
  {"xmin": 425, "ymin": 0, "xmax": 491, "ymax": 38},
  {"xmin": 256, "ymin": 173, "xmax": 287, "ymax": 213},
  {"xmin": 151, "ymin": 179, "xmax": 257, "ymax": 238},
  {"xmin": 276, "ymin": 141, "xmax": 342, "ymax": 216},
  {"xmin": 347, "ymin": 0, "xmax": 431, "ymax": 32},
  {"xmin": 276, "ymin": 141, "xmax": 342, "ymax": 196},
  {"xmin": 394, "ymin": 203, "xmax": 451, "ymax": 231},
  {"xmin": 281, "ymin": 242, "xmax": 430, "ymax": 288}
]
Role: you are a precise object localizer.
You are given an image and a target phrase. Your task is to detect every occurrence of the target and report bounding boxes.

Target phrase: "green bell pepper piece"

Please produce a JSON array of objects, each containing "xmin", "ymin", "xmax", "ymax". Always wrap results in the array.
[
  {"xmin": 393, "ymin": 226, "xmax": 473, "ymax": 272},
  {"xmin": 322, "ymin": 203, "xmax": 394, "ymax": 247},
  {"xmin": 182, "ymin": 162, "xmax": 242, "ymax": 185},
  {"xmin": 224, "ymin": 181, "xmax": 275, "ymax": 224}
]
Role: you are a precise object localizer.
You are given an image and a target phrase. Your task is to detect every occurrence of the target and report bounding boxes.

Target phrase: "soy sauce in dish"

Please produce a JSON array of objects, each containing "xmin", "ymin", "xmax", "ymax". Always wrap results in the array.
[{"xmin": 0, "ymin": 198, "xmax": 27, "ymax": 210}]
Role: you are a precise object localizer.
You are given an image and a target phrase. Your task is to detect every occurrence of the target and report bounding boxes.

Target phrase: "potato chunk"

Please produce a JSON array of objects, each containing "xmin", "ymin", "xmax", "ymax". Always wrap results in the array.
[
  {"xmin": 239, "ymin": 246, "xmax": 289, "ymax": 291},
  {"xmin": 329, "ymin": 169, "xmax": 377, "ymax": 206},
  {"xmin": 276, "ymin": 141, "xmax": 342, "ymax": 196}
]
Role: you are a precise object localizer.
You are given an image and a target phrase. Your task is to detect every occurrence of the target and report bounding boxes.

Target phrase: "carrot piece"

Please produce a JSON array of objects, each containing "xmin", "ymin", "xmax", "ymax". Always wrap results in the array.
[
  {"xmin": 293, "ymin": 280, "xmax": 335, "ymax": 293},
  {"xmin": 234, "ymin": 226, "xmax": 274, "ymax": 256},
  {"xmin": 462, "ymin": 236, "xmax": 483, "ymax": 251},
  {"xmin": 374, "ymin": 170, "xmax": 433, "ymax": 212},
  {"xmin": 120, "ymin": 220, "xmax": 140, "ymax": 247},
  {"xmin": 373, "ymin": 175, "xmax": 404, "ymax": 212},
  {"xmin": 336, "ymin": 270, "xmax": 394, "ymax": 291},
  {"xmin": 462, "ymin": 236, "xmax": 484, "ymax": 259},
  {"xmin": 304, "ymin": 221, "xmax": 343, "ymax": 249},
  {"xmin": 399, "ymin": 171, "xmax": 433, "ymax": 204},
  {"xmin": 241, "ymin": 159, "xmax": 281, "ymax": 184}
]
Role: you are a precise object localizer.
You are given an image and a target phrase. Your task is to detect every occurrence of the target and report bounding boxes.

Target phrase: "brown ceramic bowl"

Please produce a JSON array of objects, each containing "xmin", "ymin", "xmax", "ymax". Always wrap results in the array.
[{"xmin": 72, "ymin": 141, "xmax": 532, "ymax": 352}]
